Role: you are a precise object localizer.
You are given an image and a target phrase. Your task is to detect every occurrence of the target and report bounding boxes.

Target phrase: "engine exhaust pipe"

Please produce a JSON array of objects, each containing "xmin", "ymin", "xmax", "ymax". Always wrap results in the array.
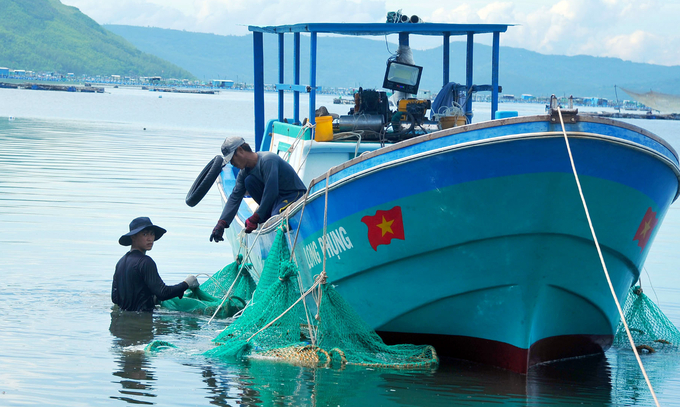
[{"xmin": 409, "ymin": 15, "xmax": 420, "ymax": 23}]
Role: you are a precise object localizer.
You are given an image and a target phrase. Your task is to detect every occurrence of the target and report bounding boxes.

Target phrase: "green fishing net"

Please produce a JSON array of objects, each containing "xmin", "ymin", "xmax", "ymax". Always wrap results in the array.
[
  {"xmin": 205, "ymin": 227, "xmax": 438, "ymax": 369},
  {"xmin": 316, "ymin": 281, "xmax": 438, "ymax": 368},
  {"xmin": 204, "ymin": 228, "xmax": 307, "ymax": 359},
  {"xmin": 160, "ymin": 256, "xmax": 256, "ymax": 319},
  {"xmin": 144, "ymin": 340, "xmax": 177, "ymax": 353},
  {"xmin": 614, "ymin": 286, "xmax": 680, "ymax": 352}
]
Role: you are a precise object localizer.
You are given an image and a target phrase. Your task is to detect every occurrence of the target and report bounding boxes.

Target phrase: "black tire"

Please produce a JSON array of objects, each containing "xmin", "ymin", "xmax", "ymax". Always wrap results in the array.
[{"xmin": 186, "ymin": 155, "xmax": 224, "ymax": 207}]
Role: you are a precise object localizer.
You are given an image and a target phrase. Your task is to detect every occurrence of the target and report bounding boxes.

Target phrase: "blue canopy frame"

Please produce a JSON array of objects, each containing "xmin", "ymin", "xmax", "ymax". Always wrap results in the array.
[{"xmin": 248, "ymin": 23, "xmax": 511, "ymax": 151}]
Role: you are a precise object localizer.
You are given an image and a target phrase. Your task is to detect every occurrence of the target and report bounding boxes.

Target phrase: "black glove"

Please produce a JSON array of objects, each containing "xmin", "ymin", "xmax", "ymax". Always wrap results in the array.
[
  {"xmin": 210, "ymin": 219, "xmax": 228, "ymax": 242},
  {"xmin": 244, "ymin": 213, "xmax": 260, "ymax": 234}
]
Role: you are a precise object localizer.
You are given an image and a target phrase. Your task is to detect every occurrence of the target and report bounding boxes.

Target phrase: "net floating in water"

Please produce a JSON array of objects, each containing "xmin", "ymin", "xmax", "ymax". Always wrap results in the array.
[
  {"xmin": 144, "ymin": 340, "xmax": 177, "ymax": 353},
  {"xmin": 160, "ymin": 256, "xmax": 256, "ymax": 318},
  {"xmin": 614, "ymin": 286, "xmax": 680, "ymax": 352},
  {"xmin": 204, "ymin": 227, "xmax": 439, "ymax": 369}
]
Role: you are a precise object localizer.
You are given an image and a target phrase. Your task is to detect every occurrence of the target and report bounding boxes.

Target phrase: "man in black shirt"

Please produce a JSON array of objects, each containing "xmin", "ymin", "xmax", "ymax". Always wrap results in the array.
[
  {"xmin": 112, "ymin": 217, "xmax": 199, "ymax": 312},
  {"xmin": 210, "ymin": 137, "xmax": 307, "ymax": 242}
]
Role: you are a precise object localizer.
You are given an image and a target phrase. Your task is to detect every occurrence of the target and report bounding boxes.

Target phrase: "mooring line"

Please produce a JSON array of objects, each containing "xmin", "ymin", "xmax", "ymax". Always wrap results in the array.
[
  {"xmin": 557, "ymin": 106, "xmax": 659, "ymax": 407},
  {"xmin": 207, "ymin": 228, "xmax": 263, "ymax": 325}
]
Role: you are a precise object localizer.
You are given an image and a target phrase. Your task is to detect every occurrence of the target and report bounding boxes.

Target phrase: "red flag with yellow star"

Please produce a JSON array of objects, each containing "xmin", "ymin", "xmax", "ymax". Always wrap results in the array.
[
  {"xmin": 633, "ymin": 207, "xmax": 658, "ymax": 251},
  {"xmin": 361, "ymin": 206, "xmax": 405, "ymax": 251}
]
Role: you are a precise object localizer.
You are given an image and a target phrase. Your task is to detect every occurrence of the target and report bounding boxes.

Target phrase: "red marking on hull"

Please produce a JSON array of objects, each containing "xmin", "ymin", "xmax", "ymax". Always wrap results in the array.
[{"xmin": 377, "ymin": 331, "xmax": 613, "ymax": 374}]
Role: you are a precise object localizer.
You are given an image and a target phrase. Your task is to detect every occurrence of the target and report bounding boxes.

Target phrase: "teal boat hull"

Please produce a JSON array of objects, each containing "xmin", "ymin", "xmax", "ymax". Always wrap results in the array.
[{"xmin": 220, "ymin": 114, "xmax": 680, "ymax": 372}]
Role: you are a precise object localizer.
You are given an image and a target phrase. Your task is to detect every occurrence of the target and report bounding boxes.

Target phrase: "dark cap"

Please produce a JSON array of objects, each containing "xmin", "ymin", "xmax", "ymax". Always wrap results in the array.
[{"xmin": 119, "ymin": 217, "xmax": 167, "ymax": 246}]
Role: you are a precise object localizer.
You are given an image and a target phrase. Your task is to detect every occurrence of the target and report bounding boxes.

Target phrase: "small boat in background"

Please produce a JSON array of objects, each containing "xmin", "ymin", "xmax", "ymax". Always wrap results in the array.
[{"xmin": 333, "ymin": 97, "xmax": 354, "ymax": 105}]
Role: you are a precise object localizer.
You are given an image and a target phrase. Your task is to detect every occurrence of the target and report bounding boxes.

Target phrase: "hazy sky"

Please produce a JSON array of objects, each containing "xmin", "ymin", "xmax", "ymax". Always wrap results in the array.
[{"xmin": 60, "ymin": 0, "xmax": 679, "ymax": 66}]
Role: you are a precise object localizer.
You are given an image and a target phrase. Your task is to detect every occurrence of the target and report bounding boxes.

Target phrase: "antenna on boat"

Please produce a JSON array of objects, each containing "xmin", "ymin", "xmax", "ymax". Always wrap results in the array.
[{"xmin": 614, "ymin": 85, "xmax": 621, "ymax": 113}]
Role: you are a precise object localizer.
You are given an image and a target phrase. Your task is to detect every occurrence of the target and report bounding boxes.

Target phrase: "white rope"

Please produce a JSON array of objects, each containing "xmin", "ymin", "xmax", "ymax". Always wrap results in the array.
[
  {"xmin": 333, "ymin": 131, "xmax": 363, "ymax": 159},
  {"xmin": 229, "ymin": 199, "xmax": 321, "ymax": 344},
  {"xmin": 314, "ymin": 171, "xmax": 331, "ymax": 321},
  {"xmin": 284, "ymin": 121, "xmax": 314, "ymax": 162},
  {"xmin": 195, "ymin": 272, "xmax": 228, "ymax": 294},
  {"xmin": 282, "ymin": 208, "xmax": 318, "ymax": 347},
  {"xmin": 207, "ymin": 228, "xmax": 264, "ymax": 325},
  {"xmin": 245, "ymin": 275, "xmax": 324, "ymax": 343},
  {"xmin": 296, "ymin": 136, "xmax": 315, "ymax": 174},
  {"xmin": 432, "ymin": 102, "xmax": 465, "ymax": 121},
  {"xmin": 556, "ymin": 107, "xmax": 659, "ymax": 407},
  {"xmin": 289, "ymin": 187, "xmax": 312, "ymax": 259},
  {"xmin": 643, "ymin": 267, "xmax": 661, "ymax": 305}
]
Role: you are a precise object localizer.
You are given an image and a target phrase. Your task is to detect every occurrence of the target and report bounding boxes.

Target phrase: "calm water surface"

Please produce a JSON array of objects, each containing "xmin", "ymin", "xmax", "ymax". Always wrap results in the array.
[{"xmin": 1, "ymin": 87, "xmax": 679, "ymax": 406}]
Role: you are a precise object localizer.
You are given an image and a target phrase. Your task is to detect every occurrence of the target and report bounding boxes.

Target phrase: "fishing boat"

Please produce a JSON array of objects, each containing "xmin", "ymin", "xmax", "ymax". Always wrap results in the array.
[{"xmin": 202, "ymin": 22, "xmax": 680, "ymax": 373}]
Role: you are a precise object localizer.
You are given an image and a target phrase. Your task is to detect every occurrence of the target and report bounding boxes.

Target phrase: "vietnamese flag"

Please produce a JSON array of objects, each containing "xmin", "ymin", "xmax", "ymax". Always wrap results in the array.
[
  {"xmin": 361, "ymin": 206, "xmax": 405, "ymax": 251},
  {"xmin": 633, "ymin": 207, "xmax": 658, "ymax": 251}
]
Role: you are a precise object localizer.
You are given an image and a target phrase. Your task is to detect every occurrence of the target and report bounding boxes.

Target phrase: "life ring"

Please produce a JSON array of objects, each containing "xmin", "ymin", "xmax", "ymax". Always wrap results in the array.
[{"xmin": 186, "ymin": 155, "xmax": 224, "ymax": 207}]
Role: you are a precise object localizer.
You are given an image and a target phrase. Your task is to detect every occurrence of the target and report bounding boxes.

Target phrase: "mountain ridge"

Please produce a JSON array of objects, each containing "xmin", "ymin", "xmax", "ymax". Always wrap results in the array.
[
  {"xmin": 0, "ymin": 0, "xmax": 193, "ymax": 78},
  {"xmin": 104, "ymin": 24, "xmax": 680, "ymax": 100}
]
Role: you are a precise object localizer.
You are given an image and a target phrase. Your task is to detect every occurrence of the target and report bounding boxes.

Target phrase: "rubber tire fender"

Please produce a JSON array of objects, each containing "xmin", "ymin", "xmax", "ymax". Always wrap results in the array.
[{"xmin": 186, "ymin": 155, "xmax": 224, "ymax": 207}]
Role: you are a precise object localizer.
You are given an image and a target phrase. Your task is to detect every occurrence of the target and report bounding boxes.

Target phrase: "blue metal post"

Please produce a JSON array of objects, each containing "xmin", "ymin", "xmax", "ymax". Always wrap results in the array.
[
  {"xmin": 399, "ymin": 32, "xmax": 411, "ymax": 95},
  {"xmin": 465, "ymin": 33, "xmax": 474, "ymax": 121},
  {"xmin": 294, "ymin": 32, "xmax": 300, "ymax": 124},
  {"xmin": 278, "ymin": 33, "xmax": 284, "ymax": 122},
  {"xmin": 309, "ymin": 32, "xmax": 317, "ymax": 124},
  {"xmin": 491, "ymin": 31, "xmax": 500, "ymax": 120},
  {"xmin": 443, "ymin": 33, "xmax": 450, "ymax": 87},
  {"xmin": 253, "ymin": 32, "xmax": 264, "ymax": 151},
  {"xmin": 399, "ymin": 32, "xmax": 409, "ymax": 47}
]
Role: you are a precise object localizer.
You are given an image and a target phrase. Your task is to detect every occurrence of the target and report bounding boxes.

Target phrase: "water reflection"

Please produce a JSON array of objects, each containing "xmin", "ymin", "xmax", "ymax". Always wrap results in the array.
[
  {"xmin": 109, "ymin": 310, "xmax": 210, "ymax": 405},
  {"xmin": 3, "ymin": 101, "xmax": 679, "ymax": 406},
  {"xmin": 109, "ymin": 311, "xmax": 157, "ymax": 404},
  {"xmin": 526, "ymin": 354, "xmax": 613, "ymax": 405},
  {"xmin": 610, "ymin": 347, "xmax": 680, "ymax": 405},
  {"xmin": 188, "ymin": 353, "xmax": 615, "ymax": 406}
]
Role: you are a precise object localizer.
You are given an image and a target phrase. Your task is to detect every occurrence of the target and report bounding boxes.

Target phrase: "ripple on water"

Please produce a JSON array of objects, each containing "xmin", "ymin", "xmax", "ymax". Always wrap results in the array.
[{"xmin": 2, "ymin": 97, "xmax": 680, "ymax": 406}]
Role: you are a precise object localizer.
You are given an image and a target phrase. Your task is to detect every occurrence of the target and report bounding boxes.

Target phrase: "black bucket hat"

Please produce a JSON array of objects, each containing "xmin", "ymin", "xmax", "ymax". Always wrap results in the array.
[{"xmin": 119, "ymin": 217, "xmax": 167, "ymax": 246}]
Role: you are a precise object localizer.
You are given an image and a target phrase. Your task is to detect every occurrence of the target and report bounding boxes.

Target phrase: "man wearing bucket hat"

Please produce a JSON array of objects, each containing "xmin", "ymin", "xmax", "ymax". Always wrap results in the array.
[
  {"xmin": 210, "ymin": 136, "xmax": 307, "ymax": 242},
  {"xmin": 112, "ymin": 217, "xmax": 200, "ymax": 312}
]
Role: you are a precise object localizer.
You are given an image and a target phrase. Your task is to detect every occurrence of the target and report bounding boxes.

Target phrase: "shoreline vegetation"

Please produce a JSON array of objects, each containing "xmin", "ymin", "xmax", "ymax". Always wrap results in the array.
[{"xmin": 1, "ymin": 1, "xmax": 193, "ymax": 81}]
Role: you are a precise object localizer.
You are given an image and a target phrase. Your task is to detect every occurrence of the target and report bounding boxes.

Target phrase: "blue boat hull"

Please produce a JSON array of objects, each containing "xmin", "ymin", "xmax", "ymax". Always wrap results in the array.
[{"xmin": 219, "ymin": 114, "xmax": 679, "ymax": 372}]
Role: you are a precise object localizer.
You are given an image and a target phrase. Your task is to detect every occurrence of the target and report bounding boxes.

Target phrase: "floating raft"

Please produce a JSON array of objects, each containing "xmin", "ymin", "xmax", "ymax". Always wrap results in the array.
[
  {"xmin": 0, "ymin": 82, "xmax": 104, "ymax": 93},
  {"xmin": 582, "ymin": 111, "xmax": 680, "ymax": 121},
  {"xmin": 150, "ymin": 87, "xmax": 218, "ymax": 94}
]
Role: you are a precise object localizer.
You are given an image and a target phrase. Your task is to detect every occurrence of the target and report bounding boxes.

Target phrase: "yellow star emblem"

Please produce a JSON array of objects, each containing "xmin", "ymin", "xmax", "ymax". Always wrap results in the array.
[
  {"xmin": 640, "ymin": 220, "xmax": 651, "ymax": 237},
  {"xmin": 377, "ymin": 216, "xmax": 394, "ymax": 237}
]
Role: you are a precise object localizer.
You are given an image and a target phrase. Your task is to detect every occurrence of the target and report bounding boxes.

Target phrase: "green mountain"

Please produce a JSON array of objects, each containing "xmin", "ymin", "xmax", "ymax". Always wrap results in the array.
[
  {"xmin": 0, "ymin": 0, "xmax": 193, "ymax": 78},
  {"xmin": 105, "ymin": 24, "xmax": 680, "ymax": 100}
]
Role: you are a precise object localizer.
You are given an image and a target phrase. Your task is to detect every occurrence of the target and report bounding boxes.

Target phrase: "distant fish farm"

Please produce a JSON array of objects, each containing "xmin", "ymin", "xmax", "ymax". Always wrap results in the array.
[{"xmin": 0, "ymin": 82, "xmax": 104, "ymax": 93}]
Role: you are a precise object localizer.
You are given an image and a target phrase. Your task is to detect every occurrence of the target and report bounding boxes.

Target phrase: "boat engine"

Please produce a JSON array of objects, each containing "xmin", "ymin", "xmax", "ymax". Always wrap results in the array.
[
  {"xmin": 336, "ymin": 88, "xmax": 390, "ymax": 137},
  {"xmin": 335, "ymin": 88, "xmax": 436, "ymax": 140}
]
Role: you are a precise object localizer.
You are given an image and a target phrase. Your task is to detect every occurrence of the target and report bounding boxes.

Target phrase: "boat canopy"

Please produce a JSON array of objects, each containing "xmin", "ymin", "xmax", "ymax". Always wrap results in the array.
[
  {"xmin": 248, "ymin": 22, "xmax": 512, "ymax": 151},
  {"xmin": 249, "ymin": 23, "xmax": 510, "ymax": 36}
]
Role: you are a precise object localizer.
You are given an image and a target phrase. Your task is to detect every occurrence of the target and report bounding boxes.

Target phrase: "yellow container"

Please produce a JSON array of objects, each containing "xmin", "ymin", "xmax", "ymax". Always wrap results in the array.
[
  {"xmin": 315, "ymin": 116, "xmax": 334, "ymax": 141},
  {"xmin": 439, "ymin": 115, "xmax": 467, "ymax": 129}
]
